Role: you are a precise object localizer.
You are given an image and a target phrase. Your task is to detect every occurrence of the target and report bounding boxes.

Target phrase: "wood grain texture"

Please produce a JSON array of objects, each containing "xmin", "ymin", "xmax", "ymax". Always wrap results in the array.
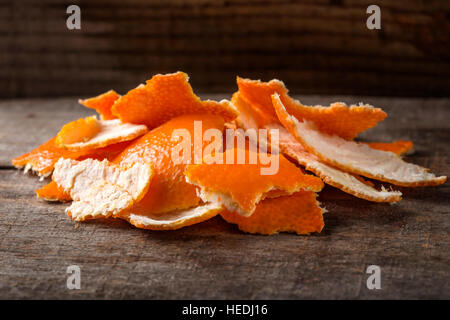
[
  {"xmin": 0, "ymin": 96, "xmax": 449, "ymax": 299},
  {"xmin": 1, "ymin": 0, "xmax": 449, "ymax": 98}
]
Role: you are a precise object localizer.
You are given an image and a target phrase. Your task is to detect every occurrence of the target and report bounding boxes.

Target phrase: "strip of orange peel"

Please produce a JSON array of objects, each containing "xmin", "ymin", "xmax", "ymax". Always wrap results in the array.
[
  {"xmin": 120, "ymin": 203, "xmax": 223, "ymax": 231},
  {"xmin": 111, "ymin": 72, "xmax": 238, "ymax": 129},
  {"xmin": 233, "ymin": 91, "xmax": 402, "ymax": 202},
  {"xmin": 55, "ymin": 116, "xmax": 102, "ymax": 146},
  {"xmin": 237, "ymin": 77, "xmax": 387, "ymax": 139},
  {"xmin": 35, "ymin": 140, "xmax": 139, "ymax": 202},
  {"xmin": 35, "ymin": 181, "xmax": 71, "ymax": 202},
  {"xmin": 221, "ymin": 191, "xmax": 325, "ymax": 235},
  {"xmin": 12, "ymin": 137, "xmax": 89, "ymax": 178},
  {"xmin": 272, "ymin": 93, "xmax": 447, "ymax": 187},
  {"xmin": 112, "ymin": 114, "xmax": 227, "ymax": 230},
  {"xmin": 55, "ymin": 117, "xmax": 148, "ymax": 151},
  {"xmin": 52, "ymin": 158, "xmax": 153, "ymax": 221},
  {"xmin": 271, "ymin": 123, "xmax": 403, "ymax": 202},
  {"xmin": 366, "ymin": 140, "xmax": 414, "ymax": 156},
  {"xmin": 79, "ymin": 90, "xmax": 120, "ymax": 120},
  {"xmin": 185, "ymin": 147, "xmax": 324, "ymax": 217}
]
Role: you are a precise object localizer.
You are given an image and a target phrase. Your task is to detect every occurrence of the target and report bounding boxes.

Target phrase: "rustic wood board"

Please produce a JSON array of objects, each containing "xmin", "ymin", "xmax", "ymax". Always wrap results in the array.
[{"xmin": 0, "ymin": 96, "xmax": 449, "ymax": 299}]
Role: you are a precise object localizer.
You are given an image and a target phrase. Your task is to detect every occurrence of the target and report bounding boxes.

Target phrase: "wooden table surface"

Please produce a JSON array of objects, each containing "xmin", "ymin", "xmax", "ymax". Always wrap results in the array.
[{"xmin": 0, "ymin": 96, "xmax": 448, "ymax": 299}]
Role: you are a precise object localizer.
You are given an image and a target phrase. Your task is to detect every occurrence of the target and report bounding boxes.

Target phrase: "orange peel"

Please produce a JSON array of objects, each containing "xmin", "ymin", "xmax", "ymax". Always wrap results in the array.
[
  {"xmin": 39, "ymin": 141, "xmax": 135, "ymax": 202},
  {"xmin": 36, "ymin": 181, "xmax": 71, "ymax": 202},
  {"xmin": 233, "ymin": 94, "xmax": 401, "ymax": 202},
  {"xmin": 114, "ymin": 114, "xmax": 226, "ymax": 214},
  {"xmin": 79, "ymin": 90, "xmax": 120, "ymax": 120},
  {"xmin": 121, "ymin": 203, "xmax": 223, "ymax": 231},
  {"xmin": 56, "ymin": 118, "xmax": 148, "ymax": 151},
  {"xmin": 55, "ymin": 116, "xmax": 102, "ymax": 146},
  {"xmin": 273, "ymin": 93, "xmax": 447, "ymax": 187},
  {"xmin": 221, "ymin": 191, "xmax": 325, "ymax": 235},
  {"xmin": 185, "ymin": 147, "xmax": 324, "ymax": 217},
  {"xmin": 237, "ymin": 77, "xmax": 387, "ymax": 139},
  {"xmin": 112, "ymin": 114, "xmax": 226, "ymax": 230},
  {"xmin": 12, "ymin": 137, "xmax": 89, "ymax": 178},
  {"xmin": 53, "ymin": 158, "xmax": 153, "ymax": 221},
  {"xmin": 272, "ymin": 123, "xmax": 402, "ymax": 202},
  {"xmin": 14, "ymin": 135, "xmax": 137, "ymax": 181},
  {"xmin": 111, "ymin": 72, "xmax": 238, "ymax": 128},
  {"xmin": 232, "ymin": 92, "xmax": 274, "ymax": 129},
  {"xmin": 366, "ymin": 140, "xmax": 414, "ymax": 156}
]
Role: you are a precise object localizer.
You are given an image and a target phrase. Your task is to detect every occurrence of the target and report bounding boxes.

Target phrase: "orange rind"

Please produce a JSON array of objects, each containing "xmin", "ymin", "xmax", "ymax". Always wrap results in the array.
[
  {"xmin": 12, "ymin": 137, "xmax": 89, "ymax": 178},
  {"xmin": 121, "ymin": 203, "xmax": 223, "ymax": 231},
  {"xmin": 111, "ymin": 72, "xmax": 238, "ymax": 129},
  {"xmin": 114, "ymin": 114, "xmax": 226, "ymax": 215},
  {"xmin": 36, "ymin": 181, "xmax": 72, "ymax": 202},
  {"xmin": 13, "ymin": 136, "xmax": 136, "ymax": 180},
  {"xmin": 273, "ymin": 93, "xmax": 447, "ymax": 187},
  {"xmin": 221, "ymin": 191, "xmax": 325, "ymax": 235},
  {"xmin": 112, "ymin": 114, "xmax": 227, "ymax": 230},
  {"xmin": 366, "ymin": 140, "xmax": 414, "ymax": 156},
  {"xmin": 55, "ymin": 116, "xmax": 102, "ymax": 146},
  {"xmin": 185, "ymin": 147, "xmax": 324, "ymax": 217},
  {"xmin": 79, "ymin": 90, "xmax": 120, "ymax": 120},
  {"xmin": 53, "ymin": 158, "xmax": 153, "ymax": 221},
  {"xmin": 76, "ymin": 140, "xmax": 136, "ymax": 162},
  {"xmin": 273, "ymin": 123, "xmax": 402, "ymax": 202},
  {"xmin": 237, "ymin": 77, "xmax": 387, "ymax": 139},
  {"xmin": 232, "ymin": 92, "xmax": 274, "ymax": 129},
  {"xmin": 56, "ymin": 117, "xmax": 148, "ymax": 151},
  {"xmin": 233, "ymin": 95, "xmax": 402, "ymax": 202}
]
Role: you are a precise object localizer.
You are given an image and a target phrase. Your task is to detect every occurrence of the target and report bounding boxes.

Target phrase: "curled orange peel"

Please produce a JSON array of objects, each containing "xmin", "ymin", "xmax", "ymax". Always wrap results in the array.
[
  {"xmin": 111, "ymin": 72, "xmax": 238, "ymax": 129},
  {"xmin": 113, "ymin": 114, "xmax": 226, "ymax": 215},
  {"xmin": 56, "ymin": 117, "xmax": 148, "ymax": 151},
  {"xmin": 232, "ymin": 93, "xmax": 402, "ymax": 202},
  {"xmin": 14, "ymin": 136, "xmax": 136, "ymax": 181},
  {"xmin": 366, "ymin": 140, "xmax": 414, "ymax": 156},
  {"xmin": 237, "ymin": 77, "xmax": 387, "ymax": 139},
  {"xmin": 36, "ymin": 181, "xmax": 72, "ymax": 202},
  {"xmin": 55, "ymin": 116, "xmax": 102, "ymax": 146},
  {"xmin": 272, "ymin": 93, "xmax": 447, "ymax": 187},
  {"xmin": 111, "ymin": 114, "xmax": 226, "ymax": 230},
  {"xmin": 53, "ymin": 158, "xmax": 153, "ymax": 221},
  {"xmin": 12, "ymin": 137, "xmax": 89, "ymax": 178},
  {"xmin": 37, "ymin": 140, "xmax": 151, "ymax": 203},
  {"xmin": 120, "ymin": 203, "xmax": 223, "ymax": 231},
  {"xmin": 272, "ymin": 123, "xmax": 403, "ymax": 202},
  {"xmin": 79, "ymin": 90, "xmax": 120, "ymax": 120},
  {"xmin": 185, "ymin": 147, "xmax": 324, "ymax": 217},
  {"xmin": 232, "ymin": 91, "xmax": 275, "ymax": 129},
  {"xmin": 221, "ymin": 191, "xmax": 325, "ymax": 235}
]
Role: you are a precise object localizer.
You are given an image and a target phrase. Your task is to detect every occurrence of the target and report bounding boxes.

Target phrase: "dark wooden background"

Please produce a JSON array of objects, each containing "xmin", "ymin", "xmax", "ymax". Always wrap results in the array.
[{"xmin": 1, "ymin": 0, "xmax": 450, "ymax": 98}]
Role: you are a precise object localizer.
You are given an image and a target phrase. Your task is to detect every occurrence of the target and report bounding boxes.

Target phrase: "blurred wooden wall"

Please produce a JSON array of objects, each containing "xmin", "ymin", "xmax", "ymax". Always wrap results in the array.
[{"xmin": 1, "ymin": 0, "xmax": 449, "ymax": 98}]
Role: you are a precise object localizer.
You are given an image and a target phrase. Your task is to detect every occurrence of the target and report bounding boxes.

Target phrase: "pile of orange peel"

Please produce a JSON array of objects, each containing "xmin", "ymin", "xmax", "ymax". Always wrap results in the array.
[{"xmin": 12, "ymin": 72, "xmax": 447, "ymax": 235}]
